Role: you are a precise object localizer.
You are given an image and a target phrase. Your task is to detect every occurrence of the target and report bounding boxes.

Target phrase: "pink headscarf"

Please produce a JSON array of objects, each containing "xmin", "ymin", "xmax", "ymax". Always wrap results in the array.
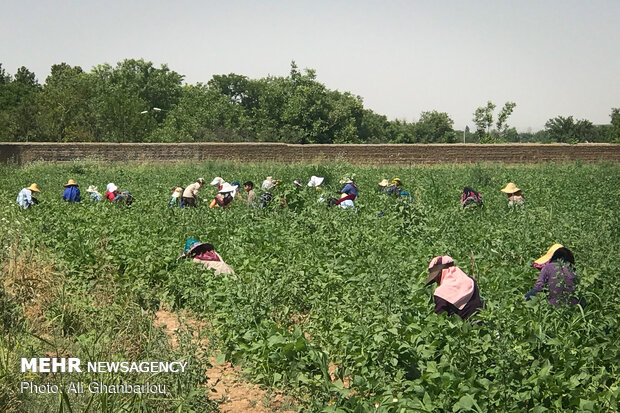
[{"xmin": 433, "ymin": 265, "xmax": 474, "ymax": 310}]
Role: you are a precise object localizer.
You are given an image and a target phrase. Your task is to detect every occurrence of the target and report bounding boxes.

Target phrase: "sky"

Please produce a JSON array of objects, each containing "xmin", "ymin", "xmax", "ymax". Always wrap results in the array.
[{"xmin": 1, "ymin": 0, "xmax": 619, "ymax": 131}]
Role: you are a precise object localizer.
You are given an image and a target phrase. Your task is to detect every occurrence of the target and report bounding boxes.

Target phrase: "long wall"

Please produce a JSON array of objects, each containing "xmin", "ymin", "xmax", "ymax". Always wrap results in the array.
[{"xmin": 1, "ymin": 142, "xmax": 619, "ymax": 165}]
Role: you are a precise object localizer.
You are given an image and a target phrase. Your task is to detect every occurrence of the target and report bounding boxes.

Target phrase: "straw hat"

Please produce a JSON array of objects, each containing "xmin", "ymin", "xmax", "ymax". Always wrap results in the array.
[
  {"xmin": 534, "ymin": 244, "xmax": 564, "ymax": 265},
  {"xmin": 106, "ymin": 183, "xmax": 118, "ymax": 193},
  {"xmin": 210, "ymin": 177, "xmax": 223, "ymax": 186},
  {"xmin": 64, "ymin": 179, "xmax": 78, "ymax": 187},
  {"xmin": 501, "ymin": 182, "xmax": 520, "ymax": 194},
  {"xmin": 86, "ymin": 185, "xmax": 98, "ymax": 193},
  {"xmin": 391, "ymin": 177, "xmax": 402, "ymax": 185},
  {"xmin": 425, "ymin": 255, "xmax": 455, "ymax": 285},
  {"xmin": 26, "ymin": 183, "xmax": 40, "ymax": 192},
  {"xmin": 378, "ymin": 179, "xmax": 389, "ymax": 187},
  {"xmin": 219, "ymin": 183, "xmax": 235, "ymax": 193}
]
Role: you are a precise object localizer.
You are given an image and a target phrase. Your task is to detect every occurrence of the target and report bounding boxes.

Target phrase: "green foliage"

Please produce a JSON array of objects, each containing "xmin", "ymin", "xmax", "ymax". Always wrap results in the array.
[
  {"xmin": 2, "ymin": 161, "xmax": 619, "ymax": 411},
  {"xmin": 544, "ymin": 115, "xmax": 596, "ymax": 143}
]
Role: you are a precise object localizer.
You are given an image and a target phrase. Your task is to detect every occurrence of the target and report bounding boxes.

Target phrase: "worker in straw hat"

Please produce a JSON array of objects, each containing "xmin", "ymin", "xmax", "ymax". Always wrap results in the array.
[
  {"xmin": 425, "ymin": 256, "xmax": 484, "ymax": 320},
  {"xmin": 531, "ymin": 243, "xmax": 563, "ymax": 270},
  {"xmin": 16, "ymin": 183, "xmax": 40, "ymax": 209},
  {"xmin": 377, "ymin": 178, "xmax": 390, "ymax": 193},
  {"xmin": 335, "ymin": 177, "xmax": 358, "ymax": 208},
  {"xmin": 86, "ymin": 185, "xmax": 103, "ymax": 202},
  {"xmin": 177, "ymin": 238, "xmax": 234, "ymax": 275},
  {"xmin": 62, "ymin": 179, "xmax": 80, "ymax": 202},
  {"xmin": 500, "ymin": 182, "xmax": 524, "ymax": 206},
  {"xmin": 525, "ymin": 245, "xmax": 580, "ymax": 306}
]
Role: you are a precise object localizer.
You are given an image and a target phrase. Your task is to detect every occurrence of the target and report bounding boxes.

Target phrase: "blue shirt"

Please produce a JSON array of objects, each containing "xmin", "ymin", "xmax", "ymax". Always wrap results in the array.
[
  {"xmin": 341, "ymin": 183, "xmax": 358, "ymax": 197},
  {"xmin": 63, "ymin": 186, "xmax": 81, "ymax": 202}
]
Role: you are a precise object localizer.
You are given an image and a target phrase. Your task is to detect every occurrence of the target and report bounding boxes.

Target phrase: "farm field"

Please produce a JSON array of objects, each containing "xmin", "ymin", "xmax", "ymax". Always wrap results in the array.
[{"xmin": 1, "ymin": 160, "xmax": 619, "ymax": 412}]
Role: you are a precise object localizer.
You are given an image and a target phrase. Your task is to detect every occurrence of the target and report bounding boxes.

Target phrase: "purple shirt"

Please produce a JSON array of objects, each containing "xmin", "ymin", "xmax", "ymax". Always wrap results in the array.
[{"xmin": 532, "ymin": 262, "xmax": 578, "ymax": 306}]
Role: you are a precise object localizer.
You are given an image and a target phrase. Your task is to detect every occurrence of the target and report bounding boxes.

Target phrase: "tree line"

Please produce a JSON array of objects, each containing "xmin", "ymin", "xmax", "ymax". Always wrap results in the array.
[{"xmin": 1, "ymin": 59, "xmax": 618, "ymax": 143}]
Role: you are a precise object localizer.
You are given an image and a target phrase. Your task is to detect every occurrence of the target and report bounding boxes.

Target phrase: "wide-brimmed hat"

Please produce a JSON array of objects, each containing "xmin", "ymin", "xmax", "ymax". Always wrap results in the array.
[
  {"xmin": 378, "ymin": 179, "xmax": 389, "ymax": 187},
  {"xmin": 307, "ymin": 176, "xmax": 325, "ymax": 187},
  {"xmin": 534, "ymin": 244, "xmax": 564, "ymax": 265},
  {"xmin": 210, "ymin": 177, "xmax": 223, "ymax": 186},
  {"xmin": 391, "ymin": 177, "xmax": 402, "ymax": 185},
  {"xmin": 106, "ymin": 183, "xmax": 118, "ymax": 193},
  {"xmin": 183, "ymin": 238, "xmax": 214, "ymax": 255},
  {"xmin": 501, "ymin": 182, "xmax": 520, "ymax": 194},
  {"xmin": 26, "ymin": 183, "xmax": 40, "ymax": 192},
  {"xmin": 425, "ymin": 255, "xmax": 455, "ymax": 285},
  {"xmin": 86, "ymin": 185, "xmax": 98, "ymax": 193},
  {"xmin": 219, "ymin": 183, "xmax": 236, "ymax": 193},
  {"xmin": 64, "ymin": 179, "xmax": 78, "ymax": 187}
]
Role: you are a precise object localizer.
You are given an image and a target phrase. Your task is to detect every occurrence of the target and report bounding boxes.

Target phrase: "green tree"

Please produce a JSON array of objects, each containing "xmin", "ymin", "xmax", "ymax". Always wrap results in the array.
[
  {"xmin": 415, "ymin": 110, "xmax": 456, "ymax": 143},
  {"xmin": 544, "ymin": 115, "xmax": 595, "ymax": 143},
  {"xmin": 610, "ymin": 108, "xmax": 620, "ymax": 142},
  {"xmin": 473, "ymin": 101, "xmax": 496, "ymax": 138},
  {"xmin": 496, "ymin": 102, "xmax": 517, "ymax": 133}
]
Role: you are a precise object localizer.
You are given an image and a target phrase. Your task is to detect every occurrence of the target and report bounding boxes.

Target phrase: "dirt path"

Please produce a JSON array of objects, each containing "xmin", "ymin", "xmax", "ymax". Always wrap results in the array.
[{"xmin": 154, "ymin": 309, "xmax": 295, "ymax": 413}]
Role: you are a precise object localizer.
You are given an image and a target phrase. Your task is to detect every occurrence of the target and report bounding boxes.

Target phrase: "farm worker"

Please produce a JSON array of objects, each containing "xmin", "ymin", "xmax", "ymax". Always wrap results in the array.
[
  {"xmin": 525, "ymin": 246, "xmax": 580, "ymax": 306},
  {"xmin": 168, "ymin": 186, "xmax": 183, "ymax": 207},
  {"xmin": 236, "ymin": 181, "xmax": 256, "ymax": 206},
  {"xmin": 307, "ymin": 176, "xmax": 325, "ymax": 190},
  {"xmin": 209, "ymin": 183, "xmax": 235, "ymax": 208},
  {"xmin": 261, "ymin": 176, "xmax": 281, "ymax": 191},
  {"xmin": 531, "ymin": 243, "xmax": 563, "ymax": 270},
  {"xmin": 62, "ymin": 179, "xmax": 80, "ymax": 202},
  {"xmin": 177, "ymin": 238, "xmax": 234, "ymax": 275},
  {"xmin": 86, "ymin": 185, "xmax": 103, "ymax": 202},
  {"xmin": 425, "ymin": 256, "xmax": 484, "ymax": 320},
  {"xmin": 307, "ymin": 176, "xmax": 325, "ymax": 189},
  {"xmin": 377, "ymin": 179, "xmax": 390, "ymax": 193},
  {"xmin": 182, "ymin": 178, "xmax": 205, "ymax": 207},
  {"xmin": 210, "ymin": 177, "xmax": 225, "ymax": 190},
  {"xmin": 385, "ymin": 177, "xmax": 402, "ymax": 196},
  {"xmin": 106, "ymin": 183, "xmax": 134, "ymax": 205},
  {"xmin": 501, "ymin": 182, "xmax": 525, "ymax": 206},
  {"xmin": 335, "ymin": 178, "xmax": 358, "ymax": 206},
  {"xmin": 461, "ymin": 187, "xmax": 483, "ymax": 208},
  {"xmin": 16, "ymin": 183, "xmax": 40, "ymax": 209}
]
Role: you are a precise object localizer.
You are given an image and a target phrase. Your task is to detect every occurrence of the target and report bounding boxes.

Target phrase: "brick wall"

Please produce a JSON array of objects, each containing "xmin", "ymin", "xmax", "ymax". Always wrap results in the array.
[{"xmin": 1, "ymin": 142, "xmax": 619, "ymax": 165}]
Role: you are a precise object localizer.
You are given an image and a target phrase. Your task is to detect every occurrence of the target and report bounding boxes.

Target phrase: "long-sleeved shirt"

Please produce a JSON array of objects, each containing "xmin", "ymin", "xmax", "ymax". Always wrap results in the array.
[
  {"xmin": 62, "ymin": 186, "xmax": 80, "ymax": 202},
  {"xmin": 245, "ymin": 189, "xmax": 256, "ymax": 205},
  {"xmin": 340, "ymin": 183, "xmax": 358, "ymax": 198},
  {"xmin": 434, "ymin": 278, "xmax": 483, "ymax": 320},
  {"xmin": 526, "ymin": 261, "xmax": 578, "ymax": 306},
  {"xmin": 16, "ymin": 188, "xmax": 34, "ymax": 209},
  {"xmin": 183, "ymin": 182, "xmax": 201, "ymax": 198}
]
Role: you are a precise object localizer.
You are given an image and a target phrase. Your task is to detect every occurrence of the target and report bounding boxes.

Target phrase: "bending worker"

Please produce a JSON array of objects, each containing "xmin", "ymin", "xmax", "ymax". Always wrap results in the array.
[{"xmin": 425, "ymin": 255, "xmax": 483, "ymax": 320}]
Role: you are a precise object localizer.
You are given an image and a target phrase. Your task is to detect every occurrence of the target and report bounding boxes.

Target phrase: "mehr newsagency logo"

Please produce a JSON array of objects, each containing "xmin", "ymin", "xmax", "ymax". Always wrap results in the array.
[{"xmin": 20, "ymin": 357, "xmax": 187, "ymax": 395}]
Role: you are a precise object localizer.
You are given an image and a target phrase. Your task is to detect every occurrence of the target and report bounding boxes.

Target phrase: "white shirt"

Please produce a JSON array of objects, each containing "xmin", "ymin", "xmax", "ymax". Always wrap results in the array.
[{"xmin": 16, "ymin": 188, "xmax": 33, "ymax": 209}]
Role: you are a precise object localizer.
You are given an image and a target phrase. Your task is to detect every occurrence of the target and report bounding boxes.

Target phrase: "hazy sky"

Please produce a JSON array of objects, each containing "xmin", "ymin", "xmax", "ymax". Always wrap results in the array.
[{"xmin": 1, "ymin": 0, "xmax": 619, "ymax": 131}]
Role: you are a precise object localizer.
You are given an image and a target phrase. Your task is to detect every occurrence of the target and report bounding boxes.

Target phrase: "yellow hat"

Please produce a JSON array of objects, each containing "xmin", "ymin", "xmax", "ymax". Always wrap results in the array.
[
  {"xmin": 391, "ymin": 177, "xmax": 402, "ymax": 185},
  {"xmin": 64, "ymin": 179, "xmax": 78, "ymax": 187},
  {"xmin": 27, "ymin": 183, "xmax": 40, "ymax": 192},
  {"xmin": 534, "ymin": 244, "xmax": 564, "ymax": 265},
  {"xmin": 501, "ymin": 182, "xmax": 520, "ymax": 194},
  {"xmin": 378, "ymin": 179, "xmax": 389, "ymax": 187}
]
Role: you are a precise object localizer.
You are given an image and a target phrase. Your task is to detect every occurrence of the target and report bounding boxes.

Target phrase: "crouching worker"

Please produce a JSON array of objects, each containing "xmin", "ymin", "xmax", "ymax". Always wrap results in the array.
[
  {"xmin": 209, "ymin": 183, "xmax": 235, "ymax": 208},
  {"xmin": 501, "ymin": 182, "xmax": 524, "ymax": 207},
  {"xmin": 525, "ymin": 246, "xmax": 580, "ymax": 306},
  {"xmin": 106, "ymin": 183, "xmax": 134, "ymax": 205},
  {"xmin": 177, "ymin": 238, "xmax": 234, "ymax": 275},
  {"xmin": 16, "ymin": 183, "xmax": 40, "ymax": 209},
  {"xmin": 461, "ymin": 187, "xmax": 483, "ymax": 208},
  {"xmin": 425, "ymin": 256, "xmax": 483, "ymax": 320}
]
